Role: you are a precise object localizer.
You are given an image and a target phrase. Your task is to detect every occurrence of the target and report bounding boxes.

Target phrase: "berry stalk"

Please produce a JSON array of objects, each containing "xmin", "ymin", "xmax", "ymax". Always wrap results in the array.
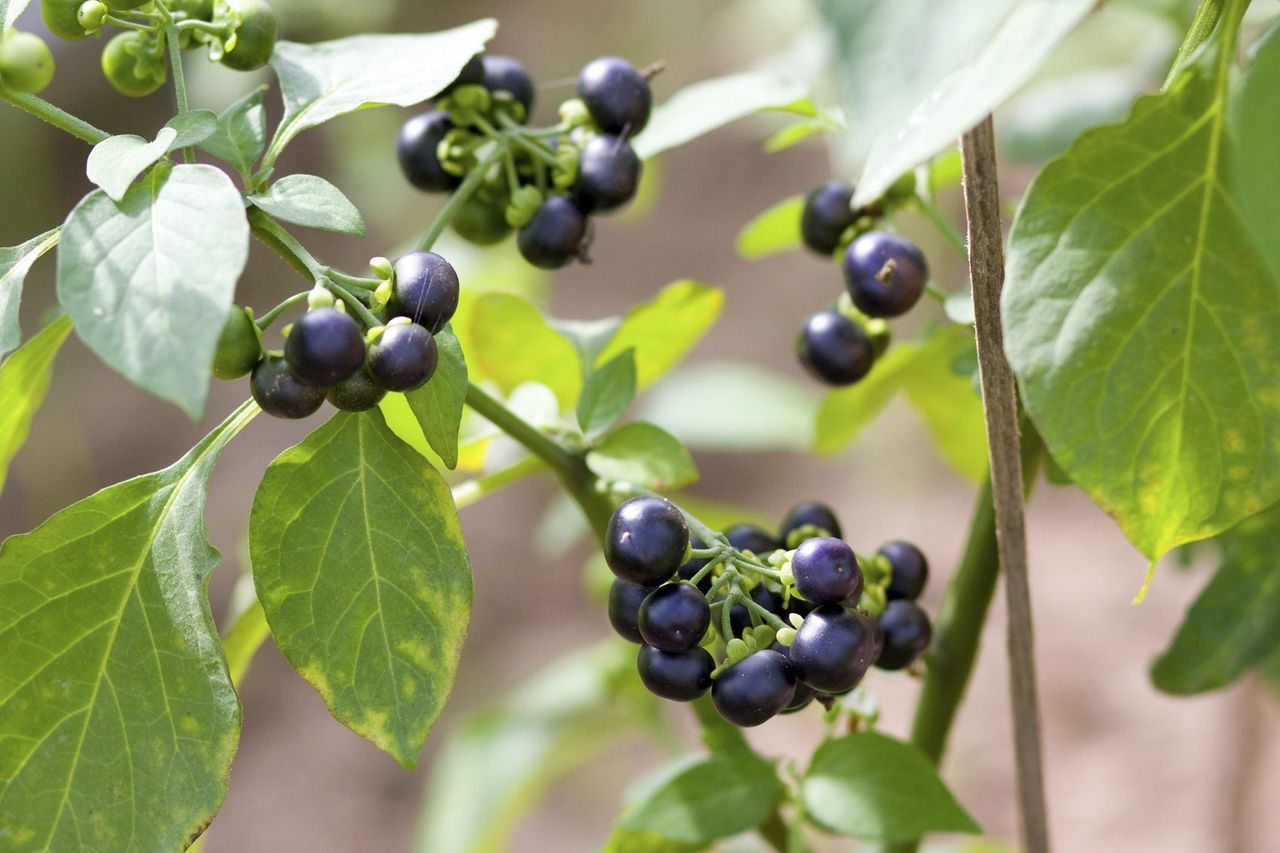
[{"xmin": 417, "ymin": 140, "xmax": 511, "ymax": 252}]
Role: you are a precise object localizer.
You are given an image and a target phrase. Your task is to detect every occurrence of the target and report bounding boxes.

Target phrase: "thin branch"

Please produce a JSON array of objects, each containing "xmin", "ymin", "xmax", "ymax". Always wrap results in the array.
[
  {"xmin": 0, "ymin": 87, "xmax": 110, "ymax": 144},
  {"xmin": 960, "ymin": 115, "xmax": 1050, "ymax": 853}
]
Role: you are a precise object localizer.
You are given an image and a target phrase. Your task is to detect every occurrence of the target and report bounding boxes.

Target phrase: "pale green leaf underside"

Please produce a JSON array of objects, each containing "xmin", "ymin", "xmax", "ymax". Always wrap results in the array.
[
  {"xmin": 0, "ymin": 228, "xmax": 59, "ymax": 359},
  {"xmin": 468, "ymin": 293, "xmax": 582, "ymax": 409},
  {"xmin": 249, "ymin": 411, "xmax": 472, "ymax": 768},
  {"xmin": 1231, "ymin": 24, "xmax": 1280, "ymax": 281},
  {"xmin": 1, "ymin": 0, "xmax": 31, "ymax": 30},
  {"xmin": 0, "ymin": 401, "xmax": 256, "ymax": 852},
  {"xmin": 0, "ymin": 315, "xmax": 71, "ymax": 497},
  {"xmin": 595, "ymin": 280, "xmax": 723, "ymax": 390},
  {"xmin": 1003, "ymin": 43, "xmax": 1280, "ymax": 560},
  {"xmin": 163, "ymin": 111, "xmax": 218, "ymax": 151},
  {"xmin": 402, "ymin": 327, "xmax": 468, "ymax": 470},
  {"xmin": 249, "ymin": 174, "xmax": 366, "ymax": 237},
  {"xmin": 577, "ymin": 349, "xmax": 637, "ymax": 436},
  {"xmin": 199, "ymin": 89, "xmax": 267, "ymax": 179},
  {"xmin": 736, "ymin": 195, "xmax": 803, "ymax": 260},
  {"xmin": 86, "ymin": 129, "xmax": 178, "ymax": 203},
  {"xmin": 57, "ymin": 164, "xmax": 249, "ymax": 419},
  {"xmin": 586, "ymin": 422, "xmax": 698, "ymax": 491}
]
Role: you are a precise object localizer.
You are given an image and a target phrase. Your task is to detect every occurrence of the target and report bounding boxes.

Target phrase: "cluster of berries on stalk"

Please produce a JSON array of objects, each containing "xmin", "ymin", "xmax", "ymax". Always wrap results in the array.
[
  {"xmin": 212, "ymin": 251, "xmax": 459, "ymax": 419},
  {"xmin": 604, "ymin": 496, "xmax": 933, "ymax": 727},
  {"xmin": 397, "ymin": 52, "xmax": 654, "ymax": 269},
  {"xmin": 794, "ymin": 177, "xmax": 932, "ymax": 388}
]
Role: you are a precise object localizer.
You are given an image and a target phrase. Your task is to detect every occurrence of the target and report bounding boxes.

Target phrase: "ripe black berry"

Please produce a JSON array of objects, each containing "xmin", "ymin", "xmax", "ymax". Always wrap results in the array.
[
  {"xmin": 789, "ymin": 605, "xmax": 879, "ymax": 693},
  {"xmin": 780, "ymin": 501, "xmax": 843, "ymax": 545},
  {"xmin": 326, "ymin": 370, "xmax": 386, "ymax": 412},
  {"xmin": 797, "ymin": 310, "xmax": 874, "ymax": 386},
  {"xmin": 283, "ymin": 308, "xmax": 366, "ymax": 388},
  {"xmin": 608, "ymin": 578, "xmax": 658, "ymax": 644},
  {"xmin": 388, "ymin": 251, "xmax": 460, "ymax": 332},
  {"xmin": 880, "ymin": 540, "xmax": 929, "ymax": 601},
  {"xmin": 517, "ymin": 196, "xmax": 587, "ymax": 269},
  {"xmin": 843, "ymin": 231, "xmax": 928, "ymax": 318},
  {"xmin": 791, "ymin": 537, "xmax": 863, "ymax": 606},
  {"xmin": 572, "ymin": 134, "xmax": 641, "ymax": 214},
  {"xmin": 397, "ymin": 111, "xmax": 462, "ymax": 193},
  {"xmin": 251, "ymin": 355, "xmax": 326, "ymax": 419},
  {"xmin": 440, "ymin": 53, "xmax": 485, "ymax": 98},
  {"xmin": 367, "ymin": 322, "xmax": 438, "ymax": 392},
  {"xmin": 876, "ymin": 600, "xmax": 932, "ymax": 671},
  {"xmin": 637, "ymin": 645, "xmax": 714, "ymax": 701},
  {"xmin": 638, "ymin": 583, "xmax": 711, "ymax": 652},
  {"xmin": 712, "ymin": 650, "xmax": 797, "ymax": 727},
  {"xmin": 577, "ymin": 56, "xmax": 651, "ymax": 136},
  {"xmin": 800, "ymin": 181, "xmax": 856, "ymax": 256},
  {"xmin": 482, "ymin": 54, "xmax": 535, "ymax": 117},
  {"xmin": 605, "ymin": 496, "xmax": 689, "ymax": 586},
  {"xmin": 725, "ymin": 524, "xmax": 778, "ymax": 557}
]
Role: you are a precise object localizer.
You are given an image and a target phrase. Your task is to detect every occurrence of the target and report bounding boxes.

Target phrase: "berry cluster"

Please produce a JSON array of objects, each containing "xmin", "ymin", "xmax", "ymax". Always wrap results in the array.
[
  {"xmin": 397, "ymin": 52, "xmax": 654, "ymax": 269},
  {"xmin": 604, "ymin": 496, "xmax": 933, "ymax": 727},
  {"xmin": 793, "ymin": 179, "xmax": 931, "ymax": 388},
  {"xmin": 32, "ymin": 0, "xmax": 277, "ymax": 98},
  {"xmin": 213, "ymin": 251, "xmax": 459, "ymax": 419}
]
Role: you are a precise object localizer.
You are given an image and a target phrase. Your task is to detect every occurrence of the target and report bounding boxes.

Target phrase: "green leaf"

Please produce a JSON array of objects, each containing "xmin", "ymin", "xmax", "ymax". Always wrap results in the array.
[
  {"xmin": 609, "ymin": 750, "xmax": 781, "ymax": 847},
  {"xmin": 586, "ymin": 422, "xmax": 698, "ymax": 490},
  {"xmin": 267, "ymin": 20, "xmax": 497, "ymax": 161},
  {"xmin": 633, "ymin": 72, "xmax": 812, "ymax": 160},
  {"xmin": 1151, "ymin": 506, "xmax": 1280, "ymax": 694},
  {"xmin": 222, "ymin": 600, "xmax": 269, "ymax": 688},
  {"xmin": 802, "ymin": 732, "xmax": 979, "ymax": 841},
  {"xmin": 0, "ymin": 314, "xmax": 71, "ymax": 497},
  {"xmin": 1003, "ymin": 17, "xmax": 1280, "ymax": 562},
  {"xmin": 199, "ymin": 88, "xmax": 267, "ymax": 180},
  {"xmin": 249, "ymin": 174, "xmax": 366, "ymax": 237},
  {"xmin": 402, "ymin": 326, "xmax": 468, "ymax": 470},
  {"xmin": 85, "ymin": 128, "xmax": 178, "ymax": 203},
  {"xmin": 0, "ymin": 401, "xmax": 256, "ymax": 851},
  {"xmin": 1256, "ymin": 646, "xmax": 1280, "ymax": 695},
  {"xmin": 901, "ymin": 336, "xmax": 987, "ymax": 482},
  {"xmin": 468, "ymin": 292, "xmax": 582, "ymax": 409},
  {"xmin": 736, "ymin": 195, "xmax": 803, "ymax": 260},
  {"xmin": 0, "ymin": 228, "xmax": 58, "ymax": 359},
  {"xmin": 58, "ymin": 164, "xmax": 249, "ymax": 419},
  {"xmin": 417, "ymin": 642, "xmax": 656, "ymax": 853},
  {"xmin": 764, "ymin": 112, "xmax": 844, "ymax": 153},
  {"xmin": 550, "ymin": 317, "xmax": 623, "ymax": 369},
  {"xmin": 1231, "ymin": 23, "xmax": 1280, "ymax": 281},
  {"xmin": 1, "ymin": 0, "xmax": 32, "ymax": 30},
  {"xmin": 578, "ymin": 349, "xmax": 637, "ymax": 436},
  {"xmin": 249, "ymin": 411, "xmax": 472, "ymax": 767},
  {"xmin": 596, "ymin": 280, "xmax": 723, "ymax": 389},
  {"xmin": 815, "ymin": 0, "xmax": 1092, "ymax": 205},
  {"xmin": 164, "ymin": 110, "xmax": 218, "ymax": 150}
]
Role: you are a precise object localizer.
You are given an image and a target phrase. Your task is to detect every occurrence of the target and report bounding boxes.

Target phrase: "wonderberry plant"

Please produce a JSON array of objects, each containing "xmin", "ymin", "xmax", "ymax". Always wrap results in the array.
[{"xmin": 2, "ymin": 0, "xmax": 1279, "ymax": 850}]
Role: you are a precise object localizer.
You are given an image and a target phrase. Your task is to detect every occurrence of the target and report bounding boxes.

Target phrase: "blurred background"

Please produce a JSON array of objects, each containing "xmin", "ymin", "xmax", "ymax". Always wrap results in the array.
[{"xmin": 2, "ymin": 0, "xmax": 1278, "ymax": 850}]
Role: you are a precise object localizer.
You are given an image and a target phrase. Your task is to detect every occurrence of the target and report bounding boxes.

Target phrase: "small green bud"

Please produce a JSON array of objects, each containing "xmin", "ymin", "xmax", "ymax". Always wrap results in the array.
[
  {"xmin": 751, "ymin": 624, "xmax": 776, "ymax": 649},
  {"xmin": 858, "ymin": 584, "xmax": 887, "ymax": 617},
  {"xmin": 775, "ymin": 627, "xmax": 797, "ymax": 647},
  {"xmin": 306, "ymin": 282, "xmax": 335, "ymax": 310},
  {"xmin": 368, "ymin": 256, "xmax": 394, "ymax": 280},
  {"xmin": 726, "ymin": 638, "xmax": 750, "ymax": 664},
  {"xmin": 77, "ymin": 1, "xmax": 108, "ymax": 33},
  {"xmin": 364, "ymin": 325, "xmax": 387, "ymax": 345},
  {"xmin": 370, "ymin": 280, "xmax": 393, "ymax": 312},
  {"xmin": 558, "ymin": 98, "xmax": 591, "ymax": 127},
  {"xmin": 788, "ymin": 612, "xmax": 805, "ymax": 630},
  {"xmin": 450, "ymin": 83, "xmax": 491, "ymax": 112}
]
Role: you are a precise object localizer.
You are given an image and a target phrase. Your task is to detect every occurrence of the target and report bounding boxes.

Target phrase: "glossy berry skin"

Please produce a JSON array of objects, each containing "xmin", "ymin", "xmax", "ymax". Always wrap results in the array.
[
  {"xmin": 220, "ymin": 0, "xmax": 278, "ymax": 72},
  {"xmin": 213, "ymin": 307, "xmax": 262, "ymax": 380},
  {"xmin": 43, "ymin": 0, "xmax": 92, "ymax": 41},
  {"xmin": 608, "ymin": 579, "xmax": 658, "ymax": 644},
  {"xmin": 578, "ymin": 56, "xmax": 651, "ymax": 136},
  {"xmin": 284, "ymin": 308, "xmax": 366, "ymax": 387},
  {"xmin": 880, "ymin": 540, "xmax": 929, "ymax": 601},
  {"xmin": 789, "ymin": 605, "xmax": 880, "ymax": 694},
  {"xmin": 791, "ymin": 537, "xmax": 863, "ymax": 607},
  {"xmin": 605, "ymin": 496, "xmax": 689, "ymax": 586},
  {"xmin": 326, "ymin": 370, "xmax": 386, "ymax": 412},
  {"xmin": 637, "ymin": 645, "xmax": 714, "ymax": 702},
  {"xmin": 517, "ymin": 196, "xmax": 587, "ymax": 269},
  {"xmin": 782, "ymin": 680, "xmax": 816, "ymax": 713},
  {"xmin": 388, "ymin": 251, "xmax": 459, "ymax": 332},
  {"xmin": 367, "ymin": 323, "xmax": 438, "ymax": 392},
  {"xmin": 251, "ymin": 355, "xmax": 325, "ymax": 419},
  {"xmin": 572, "ymin": 134, "xmax": 641, "ymax": 214},
  {"xmin": 398, "ymin": 111, "xmax": 462, "ymax": 194},
  {"xmin": 441, "ymin": 53, "xmax": 485, "ymax": 97},
  {"xmin": 639, "ymin": 583, "xmax": 711, "ymax": 652},
  {"xmin": 797, "ymin": 311, "xmax": 875, "ymax": 387},
  {"xmin": 712, "ymin": 650, "xmax": 797, "ymax": 727},
  {"xmin": 725, "ymin": 524, "xmax": 778, "ymax": 557},
  {"xmin": 482, "ymin": 54, "xmax": 535, "ymax": 117},
  {"xmin": 843, "ymin": 231, "xmax": 929, "ymax": 318},
  {"xmin": 0, "ymin": 32, "xmax": 55, "ymax": 94},
  {"xmin": 801, "ymin": 181, "xmax": 857, "ymax": 256},
  {"xmin": 876, "ymin": 600, "xmax": 932, "ymax": 671},
  {"xmin": 101, "ymin": 32, "xmax": 166, "ymax": 97},
  {"xmin": 780, "ymin": 501, "xmax": 843, "ymax": 546}
]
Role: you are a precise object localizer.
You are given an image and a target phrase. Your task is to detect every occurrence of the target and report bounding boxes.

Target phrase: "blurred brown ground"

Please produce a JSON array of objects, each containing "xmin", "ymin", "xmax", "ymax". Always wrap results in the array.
[{"xmin": 1, "ymin": 0, "xmax": 1278, "ymax": 850}]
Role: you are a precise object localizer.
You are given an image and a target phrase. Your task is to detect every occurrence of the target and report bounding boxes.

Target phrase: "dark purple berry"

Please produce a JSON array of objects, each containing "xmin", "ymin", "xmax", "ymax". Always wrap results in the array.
[
  {"xmin": 388, "ymin": 251, "xmax": 459, "ymax": 333},
  {"xmin": 780, "ymin": 501, "xmax": 843, "ymax": 546},
  {"xmin": 769, "ymin": 641, "xmax": 816, "ymax": 713},
  {"xmin": 482, "ymin": 54, "xmax": 535, "ymax": 117},
  {"xmin": 880, "ymin": 540, "xmax": 929, "ymax": 601},
  {"xmin": 791, "ymin": 537, "xmax": 863, "ymax": 607},
  {"xmin": 789, "ymin": 605, "xmax": 879, "ymax": 694},
  {"xmin": 637, "ymin": 645, "xmax": 714, "ymax": 701},
  {"xmin": 638, "ymin": 582, "xmax": 711, "ymax": 652},
  {"xmin": 725, "ymin": 523, "xmax": 778, "ymax": 557},
  {"xmin": 517, "ymin": 196, "xmax": 587, "ymax": 269},
  {"xmin": 843, "ymin": 231, "xmax": 928, "ymax": 318},
  {"xmin": 608, "ymin": 579, "xmax": 658, "ymax": 644},
  {"xmin": 397, "ymin": 111, "xmax": 462, "ymax": 193},
  {"xmin": 712, "ymin": 650, "xmax": 797, "ymax": 727},
  {"xmin": 577, "ymin": 56, "xmax": 651, "ymax": 136},
  {"xmin": 801, "ymin": 181, "xmax": 856, "ymax": 256},
  {"xmin": 367, "ymin": 322, "xmax": 438, "ymax": 392},
  {"xmin": 251, "ymin": 355, "xmax": 326, "ymax": 419},
  {"xmin": 605, "ymin": 496, "xmax": 688, "ymax": 586},
  {"xmin": 283, "ymin": 308, "xmax": 366, "ymax": 387},
  {"xmin": 572, "ymin": 134, "xmax": 641, "ymax": 214},
  {"xmin": 876, "ymin": 600, "xmax": 932, "ymax": 671},
  {"xmin": 797, "ymin": 311, "xmax": 874, "ymax": 386},
  {"xmin": 326, "ymin": 370, "xmax": 386, "ymax": 412}
]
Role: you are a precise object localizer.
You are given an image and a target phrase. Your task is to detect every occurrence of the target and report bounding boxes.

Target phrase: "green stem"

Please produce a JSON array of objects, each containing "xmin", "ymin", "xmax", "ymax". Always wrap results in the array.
[
  {"xmin": 163, "ymin": 24, "xmax": 195, "ymax": 164},
  {"xmin": 0, "ymin": 88, "xmax": 110, "ymax": 144},
  {"xmin": 254, "ymin": 292, "xmax": 309, "ymax": 330},
  {"xmin": 248, "ymin": 209, "xmax": 317, "ymax": 279},
  {"xmin": 321, "ymin": 266, "xmax": 381, "ymax": 292},
  {"xmin": 451, "ymin": 455, "xmax": 548, "ymax": 509},
  {"xmin": 914, "ymin": 194, "xmax": 967, "ymax": 259},
  {"xmin": 418, "ymin": 141, "xmax": 510, "ymax": 251},
  {"xmin": 322, "ymin": 280, "xmax": 381, "ymax": 328},
  {"xmin": 1163, "ymin": 0, "xmax": 1227, "ymax": 88}
]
